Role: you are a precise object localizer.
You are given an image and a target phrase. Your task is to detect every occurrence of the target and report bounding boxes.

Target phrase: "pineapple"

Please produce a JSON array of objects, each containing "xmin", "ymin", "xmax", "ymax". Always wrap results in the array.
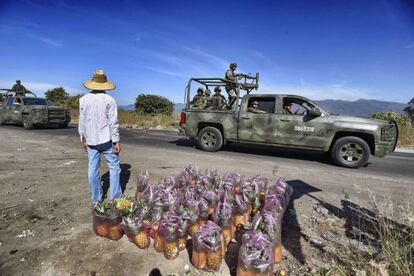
[
  {"xmin": 108, "ymin": 224, "xmax": 123, "ymax": 240},
  {"xmin": 154, "ymin": 232, "xmax": 164, "ymax": 252},
  {"xmin": 133, "ymin": 230, "xmax": 150, "ymax": 249},
  {"xmin": 274, "ymin": 244, "xmax": 282, "ymax": 264},
  {"xmin": 164, "ymin": 241, "xmax": 179, "ymax": 260},
  {"xmin": 188, "ymin": 223, "xmax": 199, "ymax": 237},
  {"xmin": 94, "ymin": 222, "xmax": 109, "ymax": 237},
  {"xmin": 114, "ymin": 197, "xmax": 133, "ymax": 214},
  {"xmin": 198, "ymin": 218, "xmax": 207, "ymax": 227},
  {"xmin": 207, "ymin": 250, "xmax": 222, "ymax": 271},
  {"xmin": 191, "ymin": 250, "xmax": 206, "ymax": 269},
  {"xmin": 178, "ymin": 237, "xmax": 187, "ymax": 251},
  {"xmin": 233, "ymin": 214, "xmax": 247, "ymax": 227},
  {"xmin": 222, "ymin": 227, "xmax": 232, "ymax": 247}
]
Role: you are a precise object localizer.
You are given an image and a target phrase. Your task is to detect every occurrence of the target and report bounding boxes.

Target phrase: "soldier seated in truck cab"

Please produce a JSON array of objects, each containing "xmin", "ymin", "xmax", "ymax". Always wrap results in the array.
[
  {"xmin": 283, "ymin": 100, "xmax": 305, "ymax": 115},
  {"xmin": 247, "ymin": 100, "xmax": 266, "ymax": 114}
]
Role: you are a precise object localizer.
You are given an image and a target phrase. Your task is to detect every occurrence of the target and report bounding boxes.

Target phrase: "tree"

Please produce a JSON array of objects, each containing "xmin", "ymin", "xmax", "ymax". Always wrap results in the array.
[
  {"xmin": 370, "ymin": 111, "xmax": 411, "ymax": 127},
  {"xmin": 135, "ymin": 94, "xmax": 174, "ymax": 115},
  {"xmin": 45, "ymin": 87, "xmax": 69, "ymax": 106},
  {"xmin": 66, "ymin": 94, "xmax": 83, "ymax": 109},
  {"xmin": 403, "ymin": 97, "xmax": 414, "ymax": 127}
]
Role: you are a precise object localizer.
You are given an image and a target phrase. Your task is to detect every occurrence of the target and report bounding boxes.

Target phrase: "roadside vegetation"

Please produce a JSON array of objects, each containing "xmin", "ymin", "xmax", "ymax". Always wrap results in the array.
[{"xmin": 371, "ymin": 111, "xmax": 414, "ymax": 148}]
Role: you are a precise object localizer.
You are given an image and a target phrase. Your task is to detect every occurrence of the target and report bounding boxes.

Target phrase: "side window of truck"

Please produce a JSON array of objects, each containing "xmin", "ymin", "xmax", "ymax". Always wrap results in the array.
[
  {"xmin": 247, "ymin": 97, "xmax": 275, "ymax": 114},
  {"xmin": 280, "ymin": 97, "xmax": 308, "ymax": 116},
  {"xmin": 6, "ymin": 97, "xmax": 15, "ymax": 107}
]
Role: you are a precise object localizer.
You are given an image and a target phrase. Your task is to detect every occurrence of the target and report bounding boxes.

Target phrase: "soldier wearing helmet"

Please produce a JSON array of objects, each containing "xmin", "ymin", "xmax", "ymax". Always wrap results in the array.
[
  {"xmin": 11, "ymin": 80, "xmax": 28, "ymax": 96},
  {"xmin": 210, "ymin": 86, "xmax": 226, "ymax": 110},
  {"xmin": 203, "ymin": 88, "xmax": 212, "ymax": 108},
  {"xmin": 248, "ymin": 100, "xmax": 266, "ymax": 114},
  {"xmin": 225, "ymin": 62, "xmax": 241, "ymax": 109},
  {"xmin": 190, "ymin": 87, "xmax": 206, "ymax": 109}
]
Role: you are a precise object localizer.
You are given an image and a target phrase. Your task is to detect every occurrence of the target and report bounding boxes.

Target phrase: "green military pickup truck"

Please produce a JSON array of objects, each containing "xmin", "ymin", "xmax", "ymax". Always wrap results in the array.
[
  {"xmin": 0, "ymin": 95, "xmax": 71, "ymax": 129},
  {"xmin": 178, "ymin": 77, "xmax": 398, "ymax": 168}
]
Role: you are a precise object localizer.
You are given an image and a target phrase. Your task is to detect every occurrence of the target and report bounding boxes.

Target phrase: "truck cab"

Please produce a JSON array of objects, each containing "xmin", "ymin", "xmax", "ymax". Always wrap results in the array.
[{"xmin": 179, "ymin": 77, "xmax": 398, "ymax": 168}]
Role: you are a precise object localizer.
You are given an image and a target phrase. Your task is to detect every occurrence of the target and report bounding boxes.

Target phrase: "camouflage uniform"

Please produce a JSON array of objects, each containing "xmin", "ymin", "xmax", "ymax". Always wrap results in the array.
[
  {"xmin": 203, "ymin": 89, "xmax": 212, "ymax": 109},
  {"xmin": 225, "ymin": 63, "xmax": 239, "ymax": 108},
  {"xmin": 11, "ymin": 80, "xmax": 27, "ymax": 96},
  {"xmin": 247, "ymin": 101, "xmax": 266, "ymax": 114},
  {"xmin": 210, "ymin": 87, "xmax": 226, "ymax": 110},
  {"xmin": 191, "ymin": 89, "xmax": 206, "ymax": 109}
]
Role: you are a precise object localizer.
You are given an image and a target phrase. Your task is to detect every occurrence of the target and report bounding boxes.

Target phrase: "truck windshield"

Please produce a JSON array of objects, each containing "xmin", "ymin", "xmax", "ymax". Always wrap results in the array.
[{"xmin": 23, "ymin": 98, "xmax": 48, "ymax": 105}]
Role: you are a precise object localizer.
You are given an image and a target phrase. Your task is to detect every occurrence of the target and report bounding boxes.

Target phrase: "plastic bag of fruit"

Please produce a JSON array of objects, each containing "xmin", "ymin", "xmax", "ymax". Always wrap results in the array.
[
  {"xmin": 139, "ymin": 204, "xmax": 162, "ymax": 239},
  {"xmin": 232, "ymin": 194, "xmax": 250, "ymax": 230},
  {"xmin": 185, "ymin": 199, "xmax": 200, "ymax": 236},
  {"xmin": 191, "ymin": 221, "xmax": 224, "ymax": 272},
  {"xmin": 177, "ymin": 214, "xmax": 190, "ymax": 251},
  {"xmin": 251, "ymin": 211, "xmax": 283, "ymax": 264},
  {"xmin": 135, "ymin": 170, "xmax": 149, "ymax": 200},
  {"xmin": 202, "ymin": 190, "xmax": 218, "ymax": 215},
  {"xmin": 198, "ymin": 198, "xmax": 210, "ymax": 226},
  {"xmin": 237, "ymin": 231, "xmax": 274, "ymax": 276},
  {"xmin": 121, "ymin": 204, "xmax": 150, "ymax": 249},
  {"xmin": 92, "ymin": 201, "xmax": 124, "ymax": 241},
  {"xmin": 212, "ymin": 198, "xmax": 233, "ymax": 247},
  {"xmin": 251, "ymin": 175, "xmax": 269, "ymax": 204},
  {"xmin": 161, "ymin": 220, "xmax": 180, "ymax": 260}
]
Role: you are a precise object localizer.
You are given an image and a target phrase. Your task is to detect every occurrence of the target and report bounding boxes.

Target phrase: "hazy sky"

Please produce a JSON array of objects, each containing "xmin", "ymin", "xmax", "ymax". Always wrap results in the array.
[{"xmin": 1, "ymin": 0, "xmax": 413, "ymax": 105}]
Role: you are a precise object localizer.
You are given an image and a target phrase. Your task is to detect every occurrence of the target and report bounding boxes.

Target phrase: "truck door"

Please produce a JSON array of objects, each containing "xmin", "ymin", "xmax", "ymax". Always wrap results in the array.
[
  {"xmin": 4, "ymin": 97, "xmax": 15, "ymax": 121},
  {"xmin": 237, "ymin": 96, "xmax": 279, "ymax": 143},
  {"xmin": 273, "ymin": 96, "xmax": 329, "ymax": 149}
]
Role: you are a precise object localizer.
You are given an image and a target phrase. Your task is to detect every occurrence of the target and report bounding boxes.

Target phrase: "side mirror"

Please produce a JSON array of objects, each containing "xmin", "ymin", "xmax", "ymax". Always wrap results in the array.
[{"xmin": 309, "ymin": 108, "xmax": 321, "ymax": 117}]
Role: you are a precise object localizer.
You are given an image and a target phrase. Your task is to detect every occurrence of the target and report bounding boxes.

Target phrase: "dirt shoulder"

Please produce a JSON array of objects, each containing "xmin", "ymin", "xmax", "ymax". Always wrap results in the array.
[{"xmin": 0, "ymin": 127, "xmax": 412, "ymax": 275}]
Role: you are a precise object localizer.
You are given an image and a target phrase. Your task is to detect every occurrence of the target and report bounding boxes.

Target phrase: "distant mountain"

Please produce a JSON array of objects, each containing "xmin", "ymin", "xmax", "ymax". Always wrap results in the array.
[{"xmin": 315, "ymin": 99, "xmax": 407, "ymax": 117}]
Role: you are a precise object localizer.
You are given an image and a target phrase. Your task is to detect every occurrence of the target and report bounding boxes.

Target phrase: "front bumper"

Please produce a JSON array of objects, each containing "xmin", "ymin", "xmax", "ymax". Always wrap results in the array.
[{"xmin": 375, "ymin": 142, "xmax": 394, "ymax": 158}]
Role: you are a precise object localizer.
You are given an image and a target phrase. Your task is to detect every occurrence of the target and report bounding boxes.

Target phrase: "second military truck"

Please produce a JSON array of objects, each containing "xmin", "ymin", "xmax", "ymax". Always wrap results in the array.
[
  {"xmin": 178, "ymin": 77, "xmax": 398, "ymax": 168},
  {"xmin": 0, "ymin": 94, "xmax": 71, "ymax": 129}
]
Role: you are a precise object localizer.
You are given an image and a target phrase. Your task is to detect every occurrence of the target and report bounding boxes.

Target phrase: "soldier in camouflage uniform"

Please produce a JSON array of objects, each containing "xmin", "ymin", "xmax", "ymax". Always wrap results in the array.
[
  {"xmin": 225, "ymin": 63, "xmax": 241, "ymax": 109},
  {"xmin": 210, "ymin": 86, "xmax": 226, "ymax": 110},
  {"xmin": 11, "ymin": 80, "xmax": 28, "ymax": 96},
  {"xmin": 203, "ymin": 88, "xmax": 212, "ymax": 109},
  {"xmin": 190, "ymin": 88, "xmax": 206, "ymax": 109},
  {"xmin": 247, "ymin": 100, "xmax": 266, "ymax": 114}
]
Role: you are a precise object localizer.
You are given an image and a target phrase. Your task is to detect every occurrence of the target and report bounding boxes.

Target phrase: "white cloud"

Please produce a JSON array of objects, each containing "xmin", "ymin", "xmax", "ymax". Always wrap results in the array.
[
  {"xmin": 27, "ymin": 33, "xmax": 63, "ymax": 47},
  {"xmin": 406, "ymin": 43, "xmax": 414, "ymax": 49}
]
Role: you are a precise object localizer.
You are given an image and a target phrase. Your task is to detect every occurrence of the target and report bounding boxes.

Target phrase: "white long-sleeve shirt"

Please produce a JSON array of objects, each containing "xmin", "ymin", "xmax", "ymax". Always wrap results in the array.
[{"xmin": 78, "ymin": 92, "xmax": 120, "ymax": 146}]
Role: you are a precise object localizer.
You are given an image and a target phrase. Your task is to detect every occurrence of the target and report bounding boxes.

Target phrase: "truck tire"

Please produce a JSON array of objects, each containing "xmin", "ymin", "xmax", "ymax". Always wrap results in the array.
[
  {"xmin": 330, "ymin": 136, "xmax": 370, "ymax": 168},
  {"xmin": 198, "ymin": 126, "xmax": 223, "ymax": 152},
  {"xmin": 22, "ymin": 117, "xmax": 34, "ymax": 129}
]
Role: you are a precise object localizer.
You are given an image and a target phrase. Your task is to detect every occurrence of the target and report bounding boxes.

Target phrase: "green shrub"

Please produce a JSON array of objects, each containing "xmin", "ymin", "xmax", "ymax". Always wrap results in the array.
[
  {"xmin": 135, "ymin": 94, "xmax": 174, "ymax": 115},
  {"xmin": 370, "ymin": 111, "xmax": 411, "ymax": 127}
]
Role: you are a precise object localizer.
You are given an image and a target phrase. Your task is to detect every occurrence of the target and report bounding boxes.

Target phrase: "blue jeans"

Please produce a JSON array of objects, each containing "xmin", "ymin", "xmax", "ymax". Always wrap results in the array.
[{"xmin": 87, "ymin": 146, "xmax": 122, "ymax": 204}]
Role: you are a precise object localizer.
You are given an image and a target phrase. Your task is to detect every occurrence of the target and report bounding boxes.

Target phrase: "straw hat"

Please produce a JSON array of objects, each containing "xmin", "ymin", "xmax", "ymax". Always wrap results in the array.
[{"xmin": 83, "ymin": 69, "xmax": 116, "ymax": 91}]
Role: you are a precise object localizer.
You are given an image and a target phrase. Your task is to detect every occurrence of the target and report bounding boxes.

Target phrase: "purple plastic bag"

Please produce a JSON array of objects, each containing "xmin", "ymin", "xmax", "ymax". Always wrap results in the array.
[{"xmin": 238, "ymin": 231, "xmax": 274, "ymax": 273}]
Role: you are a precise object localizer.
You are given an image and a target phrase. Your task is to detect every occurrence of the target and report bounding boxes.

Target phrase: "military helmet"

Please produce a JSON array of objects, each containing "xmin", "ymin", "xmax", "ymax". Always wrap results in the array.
[
  {"xmin": 214, "ymin": 86, "xmax": 221, "ymax": 92},
  {"xmin": 16, "ymin": 80, "xmax": 21, "ymax": 84},
  {"xmin": 229, "ymin": 62, "xmax": 237, "ymax": 68},
  {"xmin": 250, "ymin": 100, "xmax": 259, "ymax": 106},
  {"xmin": 197, "ymin": 87, "xmax": 204, "ymax": 93}
]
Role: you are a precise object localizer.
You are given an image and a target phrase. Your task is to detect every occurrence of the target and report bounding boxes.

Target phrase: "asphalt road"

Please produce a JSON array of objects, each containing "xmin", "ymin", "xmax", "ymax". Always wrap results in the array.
[{"xmin": 4, "ymin": 124, "xmax": 413, "ymax": 179}]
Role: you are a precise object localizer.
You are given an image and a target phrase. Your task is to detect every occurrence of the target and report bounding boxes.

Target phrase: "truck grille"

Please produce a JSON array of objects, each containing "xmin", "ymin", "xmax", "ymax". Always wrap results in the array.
[{"xmin": 48, "ymin": 109, "xmax": 65, "ymax": 119}]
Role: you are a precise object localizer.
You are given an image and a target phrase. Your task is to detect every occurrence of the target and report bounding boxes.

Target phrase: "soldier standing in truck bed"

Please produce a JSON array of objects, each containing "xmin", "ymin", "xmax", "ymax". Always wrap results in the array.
[
  {"xmin": 225, "ymin": 63, "xmax": 241, "ymax": 109},
  {"xmin": 210, "ymin": 86, "xmax": 226, "ymax": 110},
  {"xmin": 190, "ymin": 88, "xmax": 206, "ymax": 109},
  {"xmin": 11, "ymin": 80, "xmax": 27, "ymax": 96}
]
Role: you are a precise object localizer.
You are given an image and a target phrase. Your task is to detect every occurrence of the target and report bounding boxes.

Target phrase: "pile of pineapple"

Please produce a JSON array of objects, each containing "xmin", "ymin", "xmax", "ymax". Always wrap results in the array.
[{"xmin": 91, "ymin": 165, "xmax": 293, "ymax": 274}]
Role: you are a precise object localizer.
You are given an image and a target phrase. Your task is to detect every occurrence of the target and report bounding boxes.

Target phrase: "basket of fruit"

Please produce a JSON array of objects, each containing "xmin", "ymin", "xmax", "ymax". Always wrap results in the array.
[{"xmin": 92, "ymin": 201, "xmax": 123, "ymax": 241}]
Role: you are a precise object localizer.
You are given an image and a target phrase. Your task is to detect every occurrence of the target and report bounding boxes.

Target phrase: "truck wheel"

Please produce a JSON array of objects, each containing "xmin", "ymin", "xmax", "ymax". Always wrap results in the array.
[
  {"xmin": 23, "ymin": 117, "xmax": 34, "ymax": 129},
  {"xmin": 330, "ymin": 137, "xmax": 370, "ymax": 168},
  {"xmin": 198, "ymin": 127, "xmax": 223, "ymax": 152}
]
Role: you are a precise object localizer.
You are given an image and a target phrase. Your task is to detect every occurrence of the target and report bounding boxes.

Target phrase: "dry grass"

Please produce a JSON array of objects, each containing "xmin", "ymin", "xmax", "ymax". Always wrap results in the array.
[
  {"xmin": 324, "ymin": 197, "xmax": 413, "ymax": 276},
  {"xmin": 70, "ymin": 109, "xmax": 179, "ymax": 130},
  {"xmin": 397, "ymin": 126, "xmax": 414, "ymax": 148}
]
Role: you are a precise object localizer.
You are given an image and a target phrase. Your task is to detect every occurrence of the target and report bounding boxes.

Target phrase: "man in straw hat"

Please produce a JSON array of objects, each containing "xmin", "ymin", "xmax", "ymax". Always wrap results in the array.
[{"xmin": 78, "ymin": 69, "xmax": 122, "ymax": 204}]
